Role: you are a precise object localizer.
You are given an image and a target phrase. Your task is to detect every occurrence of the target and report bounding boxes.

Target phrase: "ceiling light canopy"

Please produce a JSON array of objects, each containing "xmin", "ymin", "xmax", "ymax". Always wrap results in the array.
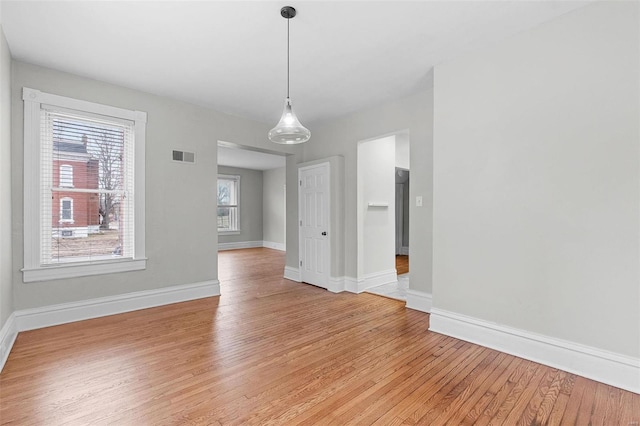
[{"xmin": 268, "ymin": 6, "xmax": 310, "ymax": 145}]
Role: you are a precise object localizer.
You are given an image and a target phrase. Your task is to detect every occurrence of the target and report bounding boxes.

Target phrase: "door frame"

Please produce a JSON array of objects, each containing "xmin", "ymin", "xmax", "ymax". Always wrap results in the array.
[{"xmin": 298, "ymin": 161, "xmax": 331, "ymax": 289}]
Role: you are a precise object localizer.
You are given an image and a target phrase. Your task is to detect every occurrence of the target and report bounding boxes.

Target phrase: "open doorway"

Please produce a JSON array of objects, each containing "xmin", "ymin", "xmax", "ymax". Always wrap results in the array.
[
  {"xmin": 357, "ymin": 131, "xmax": 410, "ymax": 300},
  {"xmin": 395, "ymin": 167, "xmax": 409, "ymax": 277},
  {"xmin": 216, "ymin": 141, "xmax": 288, "ymax": 288}
]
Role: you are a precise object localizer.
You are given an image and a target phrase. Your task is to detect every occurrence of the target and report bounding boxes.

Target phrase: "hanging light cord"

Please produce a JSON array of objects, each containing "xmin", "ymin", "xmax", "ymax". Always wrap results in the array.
[{"xmin": 287, "ymin": 17, "xmax": 290, "ymax": 99}]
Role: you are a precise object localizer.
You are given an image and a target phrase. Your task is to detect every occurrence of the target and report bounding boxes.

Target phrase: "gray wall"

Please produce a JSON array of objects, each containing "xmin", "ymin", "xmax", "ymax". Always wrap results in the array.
[
  {"xmin": 218, "ymin": 166, "xmax": 263, "ymax": 244},
  {"xmin": 262, "ymin": 167, "xmax": 285, "ymax": 246},
  {"xmin": 358, "ymin": 136, "xmax": 396, "ymax": 277},
  {"xmin": 402, "ymin": 177, "xmax": 410, "ymax": 248},
  {"xmin": 432, "ymin": 1, "xmax": 639, "ymax": 357},
  {"xmin": 302, "ymin": 89, "xmax": 433, "ymax": 293},
  {"xmin": 0, "ymin": 26, "xmax": 13, "ymax": 328},
  {"xmin": 10, "ymin": 61, "xmax": 300, "ymax": 310}
]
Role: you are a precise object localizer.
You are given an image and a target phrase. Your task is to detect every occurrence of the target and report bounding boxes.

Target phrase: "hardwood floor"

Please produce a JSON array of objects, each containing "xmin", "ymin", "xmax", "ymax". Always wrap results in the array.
[
  {"xmin": 1, "ymin": 247, "xmax": 638, "ymax": 425},
  {"xmin": 396, "ymin": 255, "xmax": 409, "ymax": 275}
]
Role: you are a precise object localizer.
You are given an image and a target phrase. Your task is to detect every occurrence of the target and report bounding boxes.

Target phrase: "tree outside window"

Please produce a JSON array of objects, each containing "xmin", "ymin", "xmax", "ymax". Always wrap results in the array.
[{"xmin": 217, "ymin": 175, "xmax": 239, "ymax": 232}]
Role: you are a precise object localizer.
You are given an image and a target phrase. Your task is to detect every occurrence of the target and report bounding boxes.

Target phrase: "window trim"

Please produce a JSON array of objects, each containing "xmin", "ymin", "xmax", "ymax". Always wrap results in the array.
[
  {"xmin": 59, "ymin": 164, "xmax": 74, "ymax": 188},
  {"xmin": 217, "ymin": 174, "xmax": 240, "ymax": 234},
  {"xmin": 59, "ymin": 197, "xmax": 74, "ymax": 223},
  {"xmin": 22, "ymin": 87, "xmax": 147, "ymax": 283}
]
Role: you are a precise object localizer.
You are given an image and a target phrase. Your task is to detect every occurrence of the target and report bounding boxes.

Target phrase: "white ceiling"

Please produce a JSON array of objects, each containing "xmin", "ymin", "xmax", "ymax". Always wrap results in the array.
[
  {"xmin": 218, "ymin": 145, "xmax": 286, "ymax": 171},
  {"xmin": 1, "ymin": 1, "xmax": 591, "ymax": 126}
]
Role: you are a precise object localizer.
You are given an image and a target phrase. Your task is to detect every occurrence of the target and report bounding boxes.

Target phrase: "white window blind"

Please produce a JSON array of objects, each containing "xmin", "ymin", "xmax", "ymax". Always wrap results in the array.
[
  {"xmin": 217, "ymin": 175, "xmax": 239, "ymax": 232},
  {"xmin": 59, "ymin": 164, "xmax": 73, "ymax": 187},
  {"xmin": 41, "ymin": 107, "xmax": 135, "ymax": 264}
]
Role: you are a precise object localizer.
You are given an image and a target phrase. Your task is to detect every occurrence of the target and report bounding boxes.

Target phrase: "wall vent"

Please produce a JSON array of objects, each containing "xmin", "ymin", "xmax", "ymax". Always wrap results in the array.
[{"xmin": 172, "ymin": 150, "xmax": 195, "ymax": 164}]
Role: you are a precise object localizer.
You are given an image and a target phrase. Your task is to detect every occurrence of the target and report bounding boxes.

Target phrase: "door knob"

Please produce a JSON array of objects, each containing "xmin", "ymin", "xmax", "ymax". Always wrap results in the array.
[{"xmin": 321, "ymin": 231, "xmax": 327, "ymax": 236}]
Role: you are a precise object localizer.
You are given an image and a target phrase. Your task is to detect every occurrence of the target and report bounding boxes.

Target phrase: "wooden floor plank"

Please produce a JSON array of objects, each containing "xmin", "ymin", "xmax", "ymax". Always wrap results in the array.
[
  {"xmin": 396, "ymin": 255, "xmax": 409, "ymax": 275},
  {"xmin": 532, "ymin": 370, "xmax": 568, "ymax": 426},
  {"xmin": 574, "ymin": 378, "xmax": 599, "ymax": 425},
  {"xmin": 424, "ymin": 351, "xmax": 513, "ymax": 425},
  {"xmin": 504, "ymin": 366, "xmax": 558, "ymax": 425},
  {"xmin": 0, "ymin": 248, "xmax": 638, "ymax": 425}
]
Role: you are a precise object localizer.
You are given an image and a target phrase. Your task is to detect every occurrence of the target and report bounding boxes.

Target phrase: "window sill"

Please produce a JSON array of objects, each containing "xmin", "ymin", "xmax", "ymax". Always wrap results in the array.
[
  {"xmin": 218, "ymin": 230, "xmax": 240, "ymax": 235},
  {"xmin": 22, "ymin": 258, "xmax": 147, "ymax": 283}
]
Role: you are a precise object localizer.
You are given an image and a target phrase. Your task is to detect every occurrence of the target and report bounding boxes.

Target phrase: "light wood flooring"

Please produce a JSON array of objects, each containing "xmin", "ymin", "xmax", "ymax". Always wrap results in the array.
[
  {"xmin": 1, "ymin": 248, "xmax": 638, "ymax": 424},
  {"xmin": 396, "ymin": 255, "xmax": 409, "ymax": 275}
]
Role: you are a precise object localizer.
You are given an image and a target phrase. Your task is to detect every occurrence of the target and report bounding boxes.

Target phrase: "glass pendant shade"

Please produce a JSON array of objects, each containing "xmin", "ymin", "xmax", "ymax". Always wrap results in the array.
[{"xmin": 268, "ymin": 97, "xmax": 311, "ymax": 144}]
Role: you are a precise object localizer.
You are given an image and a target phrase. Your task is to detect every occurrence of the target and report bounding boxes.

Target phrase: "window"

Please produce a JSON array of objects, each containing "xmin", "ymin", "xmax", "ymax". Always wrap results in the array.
[
  {"xmin": 59, "ymin": 197, "xmax": 73, "ymax": 223},
  {"xmin": 59, "ymin": 164, "xmax": 73, "ymax": 187},
  {"xmin": 217, "ymin": 175, "xmax": 240, "ymax": 233},
  {"xmin": 22, "ymin": 88, "xmax": 147, "ymax": 282}
]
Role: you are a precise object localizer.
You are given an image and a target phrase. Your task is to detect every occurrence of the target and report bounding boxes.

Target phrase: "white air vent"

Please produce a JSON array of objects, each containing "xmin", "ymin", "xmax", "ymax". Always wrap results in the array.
[{"xmin": 172, "ymin": 150, "xmax": 195, "ymax": 164}]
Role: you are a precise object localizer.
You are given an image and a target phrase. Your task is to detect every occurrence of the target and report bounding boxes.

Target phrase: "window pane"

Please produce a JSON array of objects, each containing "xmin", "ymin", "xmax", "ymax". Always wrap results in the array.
[
  {"xmin": 217, "ymin": 175, "xmax": 239, "ymax": 232},
  {"xmin": 43, "ymin": 109, "xmax": 134, "ymax": 264},
  {"xmin": 218, "ymin": 180, "xmax": 231, "ymax": 205},
  {"xmin": 50, "ymin": 191, "xmax": 126, "ymax": 263},
  {"xmin": 217, "ymin": 206, "xmax": 238, "ymax": 231},
  {"xmin": 60, "ymin": 199, "xmax": 72, "ymax": 220}
]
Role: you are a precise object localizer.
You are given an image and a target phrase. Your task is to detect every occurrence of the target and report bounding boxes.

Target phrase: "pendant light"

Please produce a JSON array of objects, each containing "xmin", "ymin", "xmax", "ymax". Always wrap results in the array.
[{"xmin": 268, "ymin": 6, "xmax": 311, "ymax": 144}]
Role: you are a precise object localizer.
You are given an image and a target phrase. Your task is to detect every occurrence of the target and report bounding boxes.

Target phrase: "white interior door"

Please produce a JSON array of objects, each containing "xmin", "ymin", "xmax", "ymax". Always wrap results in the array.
[{"xmin": 299, "ymin": 163, "xmax": 330, "ymax": 288}]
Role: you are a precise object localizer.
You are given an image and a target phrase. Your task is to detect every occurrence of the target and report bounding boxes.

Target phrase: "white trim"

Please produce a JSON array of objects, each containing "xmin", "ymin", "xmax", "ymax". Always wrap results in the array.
[
  {"xmin": 405, "ymin": 289, "xmax": 432, "ymax": 313},
  {"xmin": 59, "ymin": 196, "xmax": 74, "ymax": 223},
  {"xmin": 23, "ymin": 88, "xmax": 146, "ymax": 122},
  {"xmin": 344, "ymin": 276, "xmax": 360, "ymax": 293},
  {"xmin": 262, "ymin": 241, "xmax": 286, "ymax": 251},
  {"xmin": 22, "ymin": 258, "xmax": 147, "ymax": 283},
  {"xmin": 360, "ymin": 269, "xmax": 397, "ymax": 293},
  {"xmin": 399, "ymin": 246, "xmax": 409, "ymax": 256},
  {"xmin": 327, "ymin": 276, "xmax": 345, "ymax": 293},
  {"xmin": 23, "ymin": 89, "xmax": 40, "ymax": 277},
  {"xmin": 340, "ymin": 270, "xmax": 398, "ymax": 294},
  {"xmin": 284, "ymin": 266, "xmax": 301, "ymax": 282},
  {"xmin": 0, "ymin": 314, "xmax": 18, "ymax": 373},
  {"xmin": 217, "ymin": 241, "xmax": 286, "ymax": 251},
  {"xmin": 429, "ymin": 308, "xmax": 640, "ymax": 394},
  {"xmin": 22, "ymin": 87, "xmax": 147, "ymax": 282},
  {"xmin": 217, "ymin": 241, "xmax": 263, "ymax": 251},
  {"xmin": 14, "ymin": 280, "xmax": 220, "ymax": 332},
  {"xmin": 59, "ymin": 164, "xmax": 73, "ymax": 188}
]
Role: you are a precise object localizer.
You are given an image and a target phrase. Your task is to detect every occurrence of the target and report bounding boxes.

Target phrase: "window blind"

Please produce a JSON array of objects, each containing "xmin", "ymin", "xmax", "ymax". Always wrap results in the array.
[
  {"xmin": 41, "ymin": 107, "xmax": 135, "ymax": 265},
  {"xmin": 217, "ymin": 175, "xmax": 239, "ymax": 231}
]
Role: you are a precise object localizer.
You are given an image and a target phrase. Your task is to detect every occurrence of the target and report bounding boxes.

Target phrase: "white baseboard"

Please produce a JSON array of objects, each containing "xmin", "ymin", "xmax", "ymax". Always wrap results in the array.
[
  {"xmin": 218, "ymin": 241, "xmax": 286, "ymax": 251},
  {"xmin": 340, "ymin": 270, "xmax": 398, "ymax": 294},
  {"xmin": 344, "ymin": 276, "xmax": 359, "ymax": 293},
  {"xmin": 284, "ymin": 266, "xmax": 301, "ymax": 282},
  {"xmin": 262, "ymin": 241, "xmax": 286, "ymax": 251},
  {"xmin": 406, "ymin": 289, "xmax": 432, "ymax": 313},
  {"xmin": 14, "ymin": 280, "xmax": 220, "ymax": 332},
  {"xmin": 218, "ymin": 241, "xmax": 263, "ymax": 251},
  {"xmin": 429, "ymin": 308, "xmax": 640, "ymax": 394},
  {"xmin": 327, "ymin": 276, "xmax": 345, "ymax": 293},
  {"xmin": 286, "ymin": 270, "xmax": 396, "ymax": 294},
  {"xmin": 0, "ymin": 313, "xmax": 18, "ymax": 372},
  {"xmin": 361, "ymin": 270, "xmax": 397, "ymax": 293}
]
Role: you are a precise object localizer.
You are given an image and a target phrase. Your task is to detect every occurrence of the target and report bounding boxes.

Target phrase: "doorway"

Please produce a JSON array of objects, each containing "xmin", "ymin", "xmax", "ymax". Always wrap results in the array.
[
  {"xmin": 395, "ymin": 167, "xmax": 409, "ymax": 290},
  {"xmin": 359, "ymin": 131, "xmax": 410, "ymax": 300},
  {"xmin": 216, "ymin": 141, "xmax": 288, "ymax": 289},
  {"xmin": 298, "ymin": 162, "xmax": 330, "ymax": 289}
]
